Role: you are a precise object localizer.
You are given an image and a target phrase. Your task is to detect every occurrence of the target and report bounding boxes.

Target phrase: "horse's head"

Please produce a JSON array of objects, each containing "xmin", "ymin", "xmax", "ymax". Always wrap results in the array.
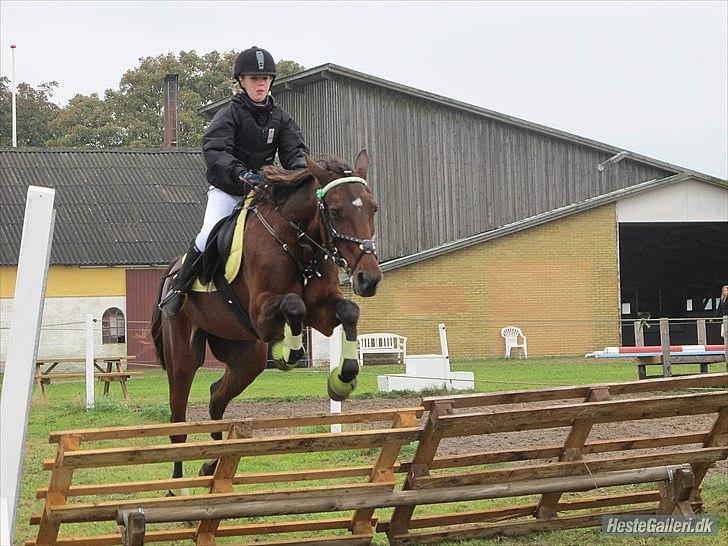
[{"xmin": 305, "ymin": 150, "xmax": 382, "ymax": 297}]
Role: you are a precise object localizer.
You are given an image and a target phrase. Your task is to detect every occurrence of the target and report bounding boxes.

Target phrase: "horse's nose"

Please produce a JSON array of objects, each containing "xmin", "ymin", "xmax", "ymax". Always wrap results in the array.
[{"xmin": 354, "ymin": 270, "xmax": 381, "ymax": 297}]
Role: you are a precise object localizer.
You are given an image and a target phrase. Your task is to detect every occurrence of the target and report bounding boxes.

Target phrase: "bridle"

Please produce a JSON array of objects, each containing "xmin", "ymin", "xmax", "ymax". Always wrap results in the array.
[
  {"xmin": 249, "ymin": 175, "xmax": 377, "ymax": 284},
  {"xmin": 315, "ymin": 176, "xmax": 378, "ymax": 277}
]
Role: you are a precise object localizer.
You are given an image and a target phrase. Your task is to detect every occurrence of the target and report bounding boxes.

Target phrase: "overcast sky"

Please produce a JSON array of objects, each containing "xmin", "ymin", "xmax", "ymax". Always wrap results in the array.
[{"xmin": 1, "ymin": 1, "xmax": 726, "ymax": 178}]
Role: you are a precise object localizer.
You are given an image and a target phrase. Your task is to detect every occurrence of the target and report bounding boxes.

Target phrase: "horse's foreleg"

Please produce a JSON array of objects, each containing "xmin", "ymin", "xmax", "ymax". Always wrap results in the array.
[
  {"xmin": 252, "ymin": 292, "xmax": 307, "ymax": 370},
  {"xmin": 328, "ymin": 299, "xmax": 361, "ymax": 401}
]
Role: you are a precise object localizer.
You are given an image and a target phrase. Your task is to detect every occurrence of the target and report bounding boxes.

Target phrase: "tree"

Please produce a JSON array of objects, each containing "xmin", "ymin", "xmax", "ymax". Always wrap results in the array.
[
  {"xmin": 0, "ymin": 78, "xmax": 60, "ymax": 147},
  {"xmin": 47, "ymin": 93, "xmax": 123, "ymax": 148},
  {"xmin": 277, "ymin": 60, "xmax": 306, "ymax": 78}
]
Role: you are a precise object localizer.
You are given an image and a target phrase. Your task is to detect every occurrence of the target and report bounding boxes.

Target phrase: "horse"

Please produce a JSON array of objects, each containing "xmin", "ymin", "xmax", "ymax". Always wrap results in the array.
[{"xmin": 150, "ymin": 150, "xmax": 382, "ymax": 483}]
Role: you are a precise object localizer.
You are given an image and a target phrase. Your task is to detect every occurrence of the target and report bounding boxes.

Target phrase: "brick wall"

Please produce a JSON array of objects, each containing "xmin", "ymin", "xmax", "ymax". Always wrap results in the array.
[{"xmin": 343, "ymin": 204, "xmax": 621, "ymax": 357}]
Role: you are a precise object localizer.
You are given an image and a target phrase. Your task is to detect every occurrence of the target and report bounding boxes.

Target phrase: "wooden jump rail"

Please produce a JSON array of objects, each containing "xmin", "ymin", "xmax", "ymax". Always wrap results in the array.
[
  {"xmin": 29, "ymin": 374, "xmax": 728, "ymax": 546},
  {"xmin": 29, "ymin": 408, "xmax": 423, "ymax": 546},
  {"xmin": 383, "ymin": 372, "xmax": 728, "ymax": 545}
]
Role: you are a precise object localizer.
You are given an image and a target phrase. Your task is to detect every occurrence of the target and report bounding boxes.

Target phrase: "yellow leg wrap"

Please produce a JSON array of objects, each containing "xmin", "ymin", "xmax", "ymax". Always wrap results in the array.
[
  {"xmin": 272, "ymin": 324, "xmax": 303, "ymax": 368},
  {"xmin": 341, "ymin": 336, "xmax": 358, "ymax": 362},
  {"xmin": 284, "ymin": 323, "xmax": 303, "ymax": 351}
]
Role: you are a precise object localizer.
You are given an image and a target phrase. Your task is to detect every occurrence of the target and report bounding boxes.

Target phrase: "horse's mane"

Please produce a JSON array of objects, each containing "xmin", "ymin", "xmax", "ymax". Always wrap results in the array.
[{"xmin": 255, "ymin": 155, "xmax": 354, "ymax": 206}]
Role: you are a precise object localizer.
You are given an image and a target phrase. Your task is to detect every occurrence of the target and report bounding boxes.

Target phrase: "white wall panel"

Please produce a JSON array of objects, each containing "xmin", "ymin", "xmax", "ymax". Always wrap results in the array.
[
  {"xmin": 0, "ymin": 296, "xmax": 126, "ymax": 370},
  {"xmin": 617, "ymin": 179, "xmax": 728, "ymax": 223}
]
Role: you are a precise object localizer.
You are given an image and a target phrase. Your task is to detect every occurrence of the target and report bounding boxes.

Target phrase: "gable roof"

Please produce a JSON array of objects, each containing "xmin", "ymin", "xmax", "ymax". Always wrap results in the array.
[
  {"xmin": 0, "ymin": 149, "xmax": 206, "ymax": 266},
  {"xmin": 201, "ymin": 63, "xmax": 724, "ymax": 187}
]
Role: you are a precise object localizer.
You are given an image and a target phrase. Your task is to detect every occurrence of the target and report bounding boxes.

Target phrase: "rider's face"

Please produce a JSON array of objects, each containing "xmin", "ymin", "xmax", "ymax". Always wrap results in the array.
[{"xmin": 240, "ymin": 75, "xmax": 273, "ymax": 103}]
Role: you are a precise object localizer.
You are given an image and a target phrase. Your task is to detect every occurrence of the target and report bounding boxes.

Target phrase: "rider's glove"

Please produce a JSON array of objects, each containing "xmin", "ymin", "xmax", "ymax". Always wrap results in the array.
[{"xmin": 239, "ymin": 170, "xmax": 266, "ymax": 186}]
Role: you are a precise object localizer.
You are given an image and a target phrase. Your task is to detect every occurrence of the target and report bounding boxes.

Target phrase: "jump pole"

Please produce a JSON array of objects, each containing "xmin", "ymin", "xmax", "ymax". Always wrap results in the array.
[{"xmin": 0, "ymin": 186, "xmax": 55, "ymax": 545}]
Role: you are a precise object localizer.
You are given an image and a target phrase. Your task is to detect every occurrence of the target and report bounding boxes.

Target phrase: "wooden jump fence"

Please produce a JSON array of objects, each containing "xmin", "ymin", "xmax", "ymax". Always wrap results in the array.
[{"xmin": 29, "ymin": 373, "xmax": 727, "ymax": 546}]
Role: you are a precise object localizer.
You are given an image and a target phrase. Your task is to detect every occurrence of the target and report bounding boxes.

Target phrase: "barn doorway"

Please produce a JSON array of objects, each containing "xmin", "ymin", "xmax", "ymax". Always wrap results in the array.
[{"xmin": 618, "ymin": 222, "xmax": 727, "ymax": 345}]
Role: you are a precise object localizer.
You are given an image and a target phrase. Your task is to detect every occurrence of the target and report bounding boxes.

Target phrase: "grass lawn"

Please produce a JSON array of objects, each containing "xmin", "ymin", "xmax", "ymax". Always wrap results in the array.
[{"xmin": 4, "ymin": 355, "xmax": 727, "ymax": 545}]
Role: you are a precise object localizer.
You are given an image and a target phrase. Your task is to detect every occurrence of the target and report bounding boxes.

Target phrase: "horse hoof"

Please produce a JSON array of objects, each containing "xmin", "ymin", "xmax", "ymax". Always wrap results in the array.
[
  {"xmin": 328, "ymin": 371, "xmax": 357, "ymax": 401},
  {"xmin": 199, "ymin": 460, "xmax": 217, "ymax": 476}
]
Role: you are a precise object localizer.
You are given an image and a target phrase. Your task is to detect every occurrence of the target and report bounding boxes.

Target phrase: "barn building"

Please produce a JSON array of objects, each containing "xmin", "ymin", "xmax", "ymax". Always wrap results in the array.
[{"xmin": 1, "ymin": 63, "xmax": 725, "ymax": 367}]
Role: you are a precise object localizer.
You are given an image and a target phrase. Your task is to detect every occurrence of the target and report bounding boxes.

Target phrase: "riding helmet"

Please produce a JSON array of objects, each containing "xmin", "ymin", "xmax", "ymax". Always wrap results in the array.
[{"xmin": 233, "ymin": 47, "xmax": 277, "ymax": 80}]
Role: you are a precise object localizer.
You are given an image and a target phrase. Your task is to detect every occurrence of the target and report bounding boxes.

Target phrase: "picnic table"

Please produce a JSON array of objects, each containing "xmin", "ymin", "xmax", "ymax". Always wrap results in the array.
[{"xmin": 34, "ymin": 355, "xmax": 141, "ymax": 400}]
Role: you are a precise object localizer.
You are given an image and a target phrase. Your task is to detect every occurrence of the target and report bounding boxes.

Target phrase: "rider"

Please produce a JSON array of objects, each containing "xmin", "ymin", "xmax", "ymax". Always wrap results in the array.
[{"xmin": 159, "ymin": 46, "xmax": 309, "ymax": 319}]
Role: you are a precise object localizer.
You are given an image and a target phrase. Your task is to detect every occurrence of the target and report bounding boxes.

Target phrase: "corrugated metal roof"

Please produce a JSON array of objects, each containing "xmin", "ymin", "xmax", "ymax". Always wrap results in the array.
[{"xmin": 0, "ymin": 149, "xmax": 206, "ymax": 266}]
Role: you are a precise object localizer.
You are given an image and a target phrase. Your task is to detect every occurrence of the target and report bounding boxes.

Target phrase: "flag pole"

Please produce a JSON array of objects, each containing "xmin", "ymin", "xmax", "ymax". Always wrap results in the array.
[{"xmin": 11, "ymin": 44, "xmax": 17, "ymax": 148}]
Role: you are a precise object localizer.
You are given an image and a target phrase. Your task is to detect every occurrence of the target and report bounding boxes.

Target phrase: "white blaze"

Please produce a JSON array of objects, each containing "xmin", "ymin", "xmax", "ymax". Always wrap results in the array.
[{"xmin": 352, "ymin": 197, "xmax": 363, "ymax": 208}]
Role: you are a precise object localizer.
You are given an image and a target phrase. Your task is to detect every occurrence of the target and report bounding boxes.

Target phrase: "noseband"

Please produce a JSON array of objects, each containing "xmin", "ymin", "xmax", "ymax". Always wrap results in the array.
[{"xmin": 316, "ymin": 176, "xmax": 378, "ymax": 276}]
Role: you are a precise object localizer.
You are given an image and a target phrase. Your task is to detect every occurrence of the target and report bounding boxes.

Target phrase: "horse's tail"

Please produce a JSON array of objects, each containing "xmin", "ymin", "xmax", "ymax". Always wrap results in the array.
[{"xmin": 151, "ymin": 261, "xmax": 174, "ymax": 370}]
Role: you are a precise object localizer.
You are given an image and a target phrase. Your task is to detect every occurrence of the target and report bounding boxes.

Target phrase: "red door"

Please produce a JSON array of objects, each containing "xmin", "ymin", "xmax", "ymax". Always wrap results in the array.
[
  {"xmin": 125, "ymin": 268, "xmax": 168, "ymax": 366},
  {"xmin": 125, "ymin": 268, "xmax": 224, "ymax": 368}
]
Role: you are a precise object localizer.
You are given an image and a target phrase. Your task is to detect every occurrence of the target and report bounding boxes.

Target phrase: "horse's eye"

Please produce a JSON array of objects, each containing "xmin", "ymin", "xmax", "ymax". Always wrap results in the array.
[{"xmin": 330, "ymin": 208, "xmax": 342, "ymax": 220}]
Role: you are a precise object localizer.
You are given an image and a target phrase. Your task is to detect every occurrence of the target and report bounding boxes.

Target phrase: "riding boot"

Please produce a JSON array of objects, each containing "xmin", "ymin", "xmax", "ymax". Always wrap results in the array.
[{"xmin": 159, "ymin": 242, "xmax": 203, "ymax": 320}]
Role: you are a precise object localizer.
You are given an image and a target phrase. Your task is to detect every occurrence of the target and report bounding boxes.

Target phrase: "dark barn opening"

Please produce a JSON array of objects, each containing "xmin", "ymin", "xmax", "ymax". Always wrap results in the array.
[{"xmin": 619, "ymin": 222, "xmax": 728, "ymax": 346}]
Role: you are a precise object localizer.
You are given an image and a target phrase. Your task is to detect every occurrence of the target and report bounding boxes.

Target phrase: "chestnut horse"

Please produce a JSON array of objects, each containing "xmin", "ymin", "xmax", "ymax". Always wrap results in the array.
[{"xmin": 150, "ymin": 150, "xmax": 381, "ymax": 482}]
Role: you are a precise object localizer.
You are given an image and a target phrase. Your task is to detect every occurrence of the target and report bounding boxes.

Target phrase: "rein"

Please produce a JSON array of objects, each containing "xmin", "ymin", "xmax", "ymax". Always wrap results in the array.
[
  {"xmin": 249, "ymin": 204, "xmax": 328, "ymax": 284},
  {"xmin": 250, "ymin": 175, "xmax": 377, "ymax": 284}
]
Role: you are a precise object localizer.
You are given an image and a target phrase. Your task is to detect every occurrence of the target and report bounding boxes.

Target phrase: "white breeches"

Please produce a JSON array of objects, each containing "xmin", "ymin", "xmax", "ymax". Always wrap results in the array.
[{"xmin": 194, "ymin": 186, "xmax": 245, "ymax": 251}]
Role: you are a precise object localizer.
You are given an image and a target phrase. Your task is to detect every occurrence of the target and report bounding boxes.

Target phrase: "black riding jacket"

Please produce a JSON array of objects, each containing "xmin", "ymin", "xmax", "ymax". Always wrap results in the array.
[{"xmin": 202, "ymin": 92, "xmax": 309, "ymax": 196}]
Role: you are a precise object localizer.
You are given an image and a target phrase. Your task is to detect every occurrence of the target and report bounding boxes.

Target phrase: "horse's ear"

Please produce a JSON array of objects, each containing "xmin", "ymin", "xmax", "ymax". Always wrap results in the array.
[
  {"xmin": 305, "ymin": 154, "xmax": 335, "ymax": 184},
  {"xmin": 354, "ymin": 149, "xmax": 369, "ymax": 178}
]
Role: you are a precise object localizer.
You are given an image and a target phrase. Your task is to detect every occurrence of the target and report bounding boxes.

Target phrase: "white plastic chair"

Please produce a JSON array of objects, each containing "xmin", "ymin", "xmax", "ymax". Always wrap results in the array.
[{"xmin": 501, "ymin": 326, "xmax": 527, "ymax": 358}]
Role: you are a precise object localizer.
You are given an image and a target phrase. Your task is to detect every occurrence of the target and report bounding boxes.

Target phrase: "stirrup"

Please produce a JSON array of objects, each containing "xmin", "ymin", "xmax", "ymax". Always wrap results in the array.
[{"xmin": 159, "ymin": 290, "xmax": 186, "ymax": 319}]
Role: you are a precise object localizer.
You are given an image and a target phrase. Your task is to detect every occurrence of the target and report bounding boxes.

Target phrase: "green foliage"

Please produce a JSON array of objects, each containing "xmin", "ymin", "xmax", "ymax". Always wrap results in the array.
[
  {"xmin": 2, "ymin": 50, "xmax": 306, "ymax": 150},
  {"xmin": 46, "ymin": 93, "xmax": 123, "ymax": 148},
  {"xmin": 277, "ymin": 59, "xmax": 306, "ymax": 78},
  {"xmin": 0, "ymin": 77, "xmax": 60, "ymax": 147}
]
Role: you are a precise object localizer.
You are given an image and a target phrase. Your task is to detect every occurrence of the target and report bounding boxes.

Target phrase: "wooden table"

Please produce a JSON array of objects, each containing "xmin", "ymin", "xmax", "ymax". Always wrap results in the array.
[{"xmin": 35, "ymin": 356, "xmax": 140, "ymax": 400}]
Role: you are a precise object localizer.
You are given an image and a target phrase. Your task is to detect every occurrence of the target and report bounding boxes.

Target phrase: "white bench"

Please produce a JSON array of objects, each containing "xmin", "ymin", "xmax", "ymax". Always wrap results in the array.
[{"xmin": 357, "ymin": 333, "xmax": 407, "ymax": 364}]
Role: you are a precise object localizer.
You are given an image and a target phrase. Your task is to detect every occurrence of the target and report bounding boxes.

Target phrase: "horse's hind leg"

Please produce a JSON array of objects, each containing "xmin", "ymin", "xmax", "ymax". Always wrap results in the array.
[
  {"xmin": 165, "ymin": 322, "xmax": 205, "ymax": 491},
  {"xmin": 199, "ymin": 337, "xmax": 267, "ymax": 476}
]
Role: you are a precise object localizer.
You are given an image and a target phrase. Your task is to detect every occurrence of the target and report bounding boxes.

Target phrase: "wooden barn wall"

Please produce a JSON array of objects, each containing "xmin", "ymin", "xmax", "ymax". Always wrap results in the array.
[{"xmin": 276, "ymin": 78, "xmax": 673, "ymax": 263}]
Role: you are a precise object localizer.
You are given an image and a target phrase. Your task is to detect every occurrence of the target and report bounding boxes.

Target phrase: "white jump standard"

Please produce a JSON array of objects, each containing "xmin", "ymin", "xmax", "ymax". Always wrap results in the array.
[{"xmin": 378, "ymin": 323, "xmax": 474, "ymax": 392}]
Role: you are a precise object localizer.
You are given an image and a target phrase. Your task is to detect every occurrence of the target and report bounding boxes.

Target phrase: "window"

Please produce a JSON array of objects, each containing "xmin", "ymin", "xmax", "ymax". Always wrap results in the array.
[{"xmin": 102, "ymin": 307, "xmax": 126, "ymax": 344}]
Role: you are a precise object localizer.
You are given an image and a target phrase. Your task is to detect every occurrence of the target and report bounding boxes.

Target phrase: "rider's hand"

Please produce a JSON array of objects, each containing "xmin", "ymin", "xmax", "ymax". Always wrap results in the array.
[{"xmin": 240, "ymin": 171, "xmax": 266, "ymax": 186}]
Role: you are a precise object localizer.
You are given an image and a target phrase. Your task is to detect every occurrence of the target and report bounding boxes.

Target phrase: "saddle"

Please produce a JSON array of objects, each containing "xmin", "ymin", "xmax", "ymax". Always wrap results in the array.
[{"xmin": 191, "ymin": 197, "xmax": 252, "ymax": 292}]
